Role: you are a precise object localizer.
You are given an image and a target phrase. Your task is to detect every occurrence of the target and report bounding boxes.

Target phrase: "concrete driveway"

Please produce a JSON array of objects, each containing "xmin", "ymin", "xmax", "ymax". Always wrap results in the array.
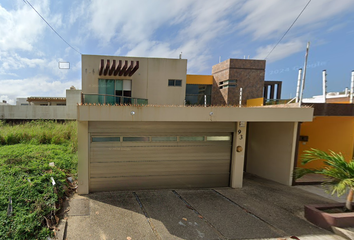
[{"xmin": 62, "ymin": 175, "xmax": 348, "ymax": 240}]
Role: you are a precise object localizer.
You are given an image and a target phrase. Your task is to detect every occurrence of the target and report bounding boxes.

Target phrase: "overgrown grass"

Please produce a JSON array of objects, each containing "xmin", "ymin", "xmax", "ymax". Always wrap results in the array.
[
  {"xmin": 0, "ymin": 121, "xmax": 78, "ymax": 239},
  {"xmin": 0, "ymin": 120, "xmax": 77, "ymax": 152}
]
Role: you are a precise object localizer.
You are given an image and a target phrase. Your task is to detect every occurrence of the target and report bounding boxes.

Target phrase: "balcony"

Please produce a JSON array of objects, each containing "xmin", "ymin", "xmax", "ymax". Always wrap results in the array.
[{"xmin": 82, "ymin": 93, "xmax": 148, "ymax": 105}]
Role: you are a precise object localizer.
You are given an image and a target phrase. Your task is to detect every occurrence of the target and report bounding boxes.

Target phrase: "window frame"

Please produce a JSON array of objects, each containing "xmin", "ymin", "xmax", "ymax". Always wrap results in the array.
[{"xmin": 168, "ymin": 79, "xmax": 182, "ymax": 87}]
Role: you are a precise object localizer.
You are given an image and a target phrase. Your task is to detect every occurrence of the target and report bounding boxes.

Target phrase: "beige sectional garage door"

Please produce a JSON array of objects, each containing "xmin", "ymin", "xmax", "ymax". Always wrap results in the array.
[{"xmin": 89, "ymin": 122, "xmax": 235, "ymax": 192}]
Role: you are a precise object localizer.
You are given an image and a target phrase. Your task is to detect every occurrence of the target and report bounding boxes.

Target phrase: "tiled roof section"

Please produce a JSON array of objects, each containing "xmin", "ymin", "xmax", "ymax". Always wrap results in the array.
[
  {"xmin": 99, "ymin": 59, "xmax": 139, "ymax": 77},
  {"xmin": 27, "ymin": 97, "xmax": 66, "ymax": 102}
]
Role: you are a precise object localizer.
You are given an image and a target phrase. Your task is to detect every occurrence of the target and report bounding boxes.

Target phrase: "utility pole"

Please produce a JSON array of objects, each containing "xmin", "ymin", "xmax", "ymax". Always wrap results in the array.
[
  {"xmin": 295, "ymin": 69, "xmax": 302, "ymax": 103},
  {"xmin": 322, "ymin": 70, "xmax": 327, "ymax": 103},
  {"xmin": 299, "ymin": 42, "xmax": 310, "ymax": 106}
]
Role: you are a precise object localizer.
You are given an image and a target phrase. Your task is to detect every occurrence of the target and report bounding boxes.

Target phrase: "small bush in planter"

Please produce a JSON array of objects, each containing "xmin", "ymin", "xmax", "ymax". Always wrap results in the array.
[{"xmin": 295, "ymin": 148, "xmax": 354, "ymax": 212}]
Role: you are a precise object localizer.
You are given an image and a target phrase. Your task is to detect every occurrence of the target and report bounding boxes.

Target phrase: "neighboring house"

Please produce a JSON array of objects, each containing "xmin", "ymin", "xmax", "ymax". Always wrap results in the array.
[
  {"xmin": 27, "ymin": 97, "xmax": 66, "ymax": 106},
  {"xmin": 295, "ymin": 103, "xmax": 354, "ymax": 183},
  {"xmin": 0, "ymin": 88, "xmax": 81, "ymax": 120},
  {"xmin": 77, "ymin": 55, "xmax": 313, "ymax": 194},
  {"xmin": 16, "ymin": 98, "xmax": 29, "ymax": 106},
  {"xmin": 0, "ymin": 100, "xmax": 10, "ymax": 106},
  {"xmin": 303, "ymin": 91, "xmax": 351, "ymax": 104}
]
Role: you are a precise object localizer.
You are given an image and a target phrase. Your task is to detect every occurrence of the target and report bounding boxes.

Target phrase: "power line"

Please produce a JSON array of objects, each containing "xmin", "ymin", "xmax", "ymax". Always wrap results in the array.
[
  {"xmin": 264, "ymin": 0, "xmax": 311, "ymax": 60},
  {"xmin": 23, "ymin": 0, "xmax": 82, "ymax": 55}
]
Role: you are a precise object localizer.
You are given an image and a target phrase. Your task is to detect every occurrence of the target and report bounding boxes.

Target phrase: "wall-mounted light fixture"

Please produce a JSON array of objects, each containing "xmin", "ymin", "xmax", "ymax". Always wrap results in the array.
[
  {"xmin": 209, "ymin": 112, "xmax": 214, "ymax": 116},
  {"xmin": 236, "ymin": 146, "xmax": 243, "ymax": 152},
  {"xmin": 130, "ymin": 111, "xmax": 135, "ymax": 115}
]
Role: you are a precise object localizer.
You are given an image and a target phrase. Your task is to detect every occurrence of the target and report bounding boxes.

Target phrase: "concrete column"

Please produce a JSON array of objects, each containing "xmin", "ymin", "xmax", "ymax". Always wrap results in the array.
[
  {"xmin": 270, "ymin": 85, "xmax": 275, "ymax": 99},
  {"xmin": 78, "ymin": 121, "xmax": 89, "ymax": 194},
  {"xmin": 263, "ymin": 84, "xmax": 268, "ymax": 99},
  {"xmin": 230, "ymin": 121, "xmax": 247, "ymax": 188},
  {"xmin": 288, "ymin": 122, "xmax": 299, "ymax": 185},
  {"xmin": 276, "ymin": 83, "xmax": 282, "ymax": 99}
]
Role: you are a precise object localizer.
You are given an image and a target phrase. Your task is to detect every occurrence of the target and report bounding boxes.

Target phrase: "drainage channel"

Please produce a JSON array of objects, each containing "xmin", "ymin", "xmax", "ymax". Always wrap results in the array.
[
  {"xmin": 172, "ymin": 190, "xmax": 226, "ymax": 240},
  {"xmin": 133, "ymin": 192, "xmax": 162, "ymax": 240},
  {"xmin": 211, "ymin": 189, "xmax": 286, "ymax": 236}
]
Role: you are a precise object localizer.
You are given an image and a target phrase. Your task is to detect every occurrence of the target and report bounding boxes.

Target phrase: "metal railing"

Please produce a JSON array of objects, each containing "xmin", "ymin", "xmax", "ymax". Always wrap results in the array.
[
  {"xmin": 82, "ymin": 93, "xmax": 148, "ymax": 105},
  {"xmin": 264, "ymin": 99, "xmax": 292, "ymax": 105},
  {"xmin": 185, "ymin": 94, "xmax": 211, "ymax": 106}
]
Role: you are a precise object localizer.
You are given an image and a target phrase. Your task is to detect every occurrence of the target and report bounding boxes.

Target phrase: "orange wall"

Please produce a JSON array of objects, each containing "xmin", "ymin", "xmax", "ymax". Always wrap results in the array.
[
  {"xmin": 186, "ymin": 75, "xmax": 213, "ymax": 85},
  {"xmin": 297, "ymin": 116, "xmax": 354, "ymax": 169}
]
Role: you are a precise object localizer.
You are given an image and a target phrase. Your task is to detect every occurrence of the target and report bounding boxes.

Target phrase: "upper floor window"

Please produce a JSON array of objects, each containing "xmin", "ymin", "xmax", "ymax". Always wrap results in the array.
[
  {"xmin": 185, "ymin": 84, "xmax": 212, "ymax": 105},
  {"xmin": 98, "ymin": 79, "xmax": 132, "ymax": 104},
  {"xmin": 168, "ymin": 79, "xmax": 182, "ymax": 87}
]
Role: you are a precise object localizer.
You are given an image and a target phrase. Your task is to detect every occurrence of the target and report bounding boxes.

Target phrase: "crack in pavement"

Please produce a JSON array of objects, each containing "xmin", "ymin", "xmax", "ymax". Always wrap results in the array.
[
  {"xmin": 133, "ymin": 192, "xmax": 162, "ymax": 240},
  {"xmin": 172, "ymin": 190, "xmax": 226, "ymax": 240},
  {"xmin": 212, "ymin": 189, "xmax": 287, "ymax": 237}
]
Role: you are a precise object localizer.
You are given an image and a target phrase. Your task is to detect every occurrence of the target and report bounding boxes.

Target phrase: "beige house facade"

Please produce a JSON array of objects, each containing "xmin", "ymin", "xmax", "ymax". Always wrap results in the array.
[
  {"xmin": 77, "ymin": 54, "xmax": 314, "ymax": 194},
  {"xmin": 82, "ymin": 55, "xmax": 187, "ymax": 106}
]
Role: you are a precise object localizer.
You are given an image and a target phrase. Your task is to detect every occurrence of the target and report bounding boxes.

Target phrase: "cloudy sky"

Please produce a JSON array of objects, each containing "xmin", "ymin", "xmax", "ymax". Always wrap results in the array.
[{"xmin": 1, "ymin": 0, "xmax": 354, "ymax": 104}]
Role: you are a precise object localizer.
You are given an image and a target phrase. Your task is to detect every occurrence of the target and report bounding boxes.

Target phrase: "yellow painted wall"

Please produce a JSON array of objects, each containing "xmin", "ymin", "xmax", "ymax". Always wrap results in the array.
[
  {"xmin": 247, "ymin": 98, "xmax": 264, "ymax": 107},
  {"xmin": 332, "ymin": 101, "xmax": 350, "ymax": 104},
  {"xmin": 186, "ymin": 75, "xmax": 213, "ymax": 85},
  {"xmin": 297, "ymin": 116, "xmax": 354, "ymax": 169}
]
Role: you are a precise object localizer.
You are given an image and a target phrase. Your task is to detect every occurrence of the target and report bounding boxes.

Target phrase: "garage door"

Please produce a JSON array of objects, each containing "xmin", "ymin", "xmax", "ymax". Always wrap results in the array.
[{"xmin": 89, "ymin": 122, "xmax": 235, "ymax": 192}]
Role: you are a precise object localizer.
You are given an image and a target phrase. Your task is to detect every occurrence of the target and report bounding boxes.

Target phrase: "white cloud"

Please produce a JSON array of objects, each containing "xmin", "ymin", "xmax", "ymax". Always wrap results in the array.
[
  {"xmin": 87, "ymin": 0, "xmax": 240, "ymax": 72},
  {"xmin": 0, "ymin": 51, "xmax": 73, "ymax": 80},
  {"xmin": 71, "ymin": 61, "xmax": 81, "ymax": 72},
  {"xmin": 0, "ymin": 51, "xmax": 45, "ymax": 70},
  {"xmin": 233, "ymin": 0, "xmax": 354, "ymax": 63},
  {"xmin": 69, "ymin": 1, "xmax": 86, "ymax": 26},
  {"xmin": 0, "ymin": 76, "xmax": 81, "ymax": 104},
  {"xmin": 49, "ymin": 11, "xmax": 63, "ymax": 29},
  {"xmin": 88, "ymin": 0, "xmax": 192, "ymax": 44},
  {"xmin": 237, "ymin": 0, "xmax": 354, "ymax": 41},
  {"xmin": 254, "ymin": 39, "xmax": 304, "ymax": 62},
  {"xmin": 0, "ymin": 0, "xmax": 50, "ymax": 51}
]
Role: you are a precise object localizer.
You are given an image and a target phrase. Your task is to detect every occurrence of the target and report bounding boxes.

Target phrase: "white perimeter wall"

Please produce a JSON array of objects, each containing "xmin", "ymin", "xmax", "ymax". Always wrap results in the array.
[
  {"xmin": 0, "ymin": 105, "xmax": 75, "ymax": 120},
  {"xmin": 0, "ymin": 89, "xmax": 81, "ymax": 120}
]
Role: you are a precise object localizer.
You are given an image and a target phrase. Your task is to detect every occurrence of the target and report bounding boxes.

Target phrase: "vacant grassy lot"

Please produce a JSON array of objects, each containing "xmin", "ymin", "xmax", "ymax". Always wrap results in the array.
[{"xmin": 0, "ymin": 121, "xmax": 78, "ymax": 240}]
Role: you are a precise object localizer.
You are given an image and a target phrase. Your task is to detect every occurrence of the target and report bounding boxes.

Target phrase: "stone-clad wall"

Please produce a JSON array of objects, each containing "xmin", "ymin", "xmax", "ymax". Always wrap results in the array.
[
  {"xmin": 211, "ymin": 59, "xmax": 266, "ymax": 105},
  {"xmin": 212, "ymin": 69, "xmax": 229, "ymax": 105}
]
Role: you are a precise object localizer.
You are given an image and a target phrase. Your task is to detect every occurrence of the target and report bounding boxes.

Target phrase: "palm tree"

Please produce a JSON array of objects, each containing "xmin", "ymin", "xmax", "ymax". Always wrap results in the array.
[{"xmin": 295, "ymin": 148, "xmax": 354, "ymax": 211}]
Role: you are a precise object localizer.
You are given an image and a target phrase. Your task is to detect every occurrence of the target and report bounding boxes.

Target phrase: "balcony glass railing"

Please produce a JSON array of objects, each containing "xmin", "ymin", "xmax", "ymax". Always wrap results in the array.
[
  {"xmin": 264, "ymin": 99, "xmax": 292, "ymax": 105},
  {"xmin": 82, "ymin": 94, "xmax": 148, "ymax": 105},
  {"xmin": 185, "ymin": 94, "xmax": 211, "ymax": 106}
]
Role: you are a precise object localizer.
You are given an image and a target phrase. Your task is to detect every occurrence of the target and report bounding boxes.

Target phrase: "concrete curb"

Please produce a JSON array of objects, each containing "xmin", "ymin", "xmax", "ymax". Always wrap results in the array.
[
  {"xmin": 332, "ymin": 227, "xmax": 354, "ymax": 240},
  {"xmin": 55, "ymin": 219, "xmax": 67, "ymax": 240}
]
